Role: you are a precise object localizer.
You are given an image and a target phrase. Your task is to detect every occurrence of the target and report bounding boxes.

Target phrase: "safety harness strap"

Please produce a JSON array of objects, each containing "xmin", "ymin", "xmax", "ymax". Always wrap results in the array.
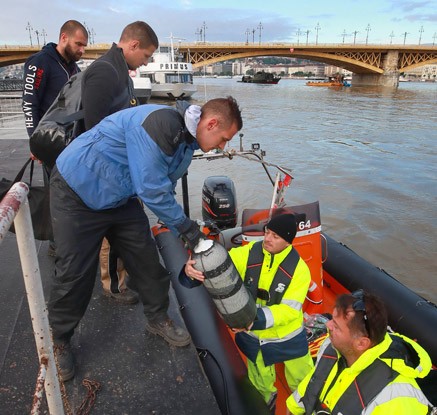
[
  {"xmin": 244, "ymin": 241, "xmax": 300, "ymax": 305},
  {"xmin": 331, "ymin": 359, "xmax": 398, "ymax": 415},
  {"xmin": 302, "ymin": 343, "xmax": 399, "ymax": 415}
]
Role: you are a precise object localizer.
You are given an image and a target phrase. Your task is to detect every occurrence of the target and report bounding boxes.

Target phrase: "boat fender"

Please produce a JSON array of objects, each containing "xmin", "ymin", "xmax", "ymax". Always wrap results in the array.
[
  {"xmin": 304, "ymin": 280, "xmax": 323, "ymax": 314},
  {"xmin": 192, "ymin": 239, "xmax": 257, "ymax": 329}
]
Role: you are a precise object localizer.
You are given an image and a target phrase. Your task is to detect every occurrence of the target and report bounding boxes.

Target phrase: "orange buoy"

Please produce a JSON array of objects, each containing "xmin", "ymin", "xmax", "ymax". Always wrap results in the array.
[{"xmin": 304, "ymin": 280, "xmax": 323, "ymax": 314}]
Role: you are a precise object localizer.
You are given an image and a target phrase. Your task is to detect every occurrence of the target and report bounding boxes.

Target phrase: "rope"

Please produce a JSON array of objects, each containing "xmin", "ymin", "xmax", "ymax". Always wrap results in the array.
[
  {"xmin": 76, "ymin": 379, "xmax": 102, "ymax": 415},
  {"xmin": 309, "ymin": 333, "xmax": 329, "ymax": 358},
  {"xmin": 53, "ymin": 344, "xmax": 101, "ymax": 415},
  {"xmin": 59, "ymin": 377, "xmax": 101, "ymax": 415}
]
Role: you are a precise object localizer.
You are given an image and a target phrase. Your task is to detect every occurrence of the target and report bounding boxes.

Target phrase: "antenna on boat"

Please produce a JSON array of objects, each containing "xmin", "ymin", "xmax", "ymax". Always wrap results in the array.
[
  {"xmin": 166, "ymin": 33, "xmax": 186, "ymax": 62},
  {"xmin": 168, "ymin": 33, "xmax": 175, "ymax": 62},
  {"xmin": 167, "ymin": 33, "xmax": 186, "ymax": 83}
]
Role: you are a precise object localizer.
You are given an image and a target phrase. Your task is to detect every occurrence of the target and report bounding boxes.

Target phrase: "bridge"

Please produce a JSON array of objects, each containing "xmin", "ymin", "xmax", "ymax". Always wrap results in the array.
[{"xmin": 1, "ymin": 43, "xmax": 436, "ymax": 87}]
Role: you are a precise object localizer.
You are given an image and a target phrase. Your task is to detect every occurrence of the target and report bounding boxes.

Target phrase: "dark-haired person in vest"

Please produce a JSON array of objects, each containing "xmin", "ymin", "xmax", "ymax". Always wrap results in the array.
[
  {"xmin": 286, "ymin": 290, "xmax": 433, "ymax": 415},
  {"xmin": 185, "ymin": 213, "xmax": 314, "ymax": 413},
  {"xmin": 22, "ymin": 20, "xmax": 88, "ymax": 256}
]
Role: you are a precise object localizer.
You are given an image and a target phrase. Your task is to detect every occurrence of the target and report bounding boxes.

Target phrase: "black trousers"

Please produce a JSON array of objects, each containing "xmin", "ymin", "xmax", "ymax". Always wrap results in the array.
[
  {"xmin": 42, "ymin": 163, "xmax": 55, "ymax": 244},
  {"xmin": 48, "ymin": 168, "xmax": 170, "ymax": 342}
]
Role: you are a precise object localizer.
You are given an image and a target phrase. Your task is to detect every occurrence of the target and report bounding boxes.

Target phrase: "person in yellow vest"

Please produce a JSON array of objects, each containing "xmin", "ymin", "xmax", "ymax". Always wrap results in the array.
[
  {"xmin": 286, "ymin": 290, "xmax": 434, "ymax": 415},
  {"xmin": 185, "ymin": 213, "xmax": 314, "ymax": 412}
]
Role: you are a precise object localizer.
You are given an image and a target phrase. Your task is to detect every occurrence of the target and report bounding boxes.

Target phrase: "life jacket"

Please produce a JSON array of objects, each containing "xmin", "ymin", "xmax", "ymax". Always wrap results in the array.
[
  {"xmin": 301, "ymin": 338, "xmax": 406, "ymax": 415},
  {"xmin": 243, "ymin": 241, "xmax": 300, "ymax": 305}
]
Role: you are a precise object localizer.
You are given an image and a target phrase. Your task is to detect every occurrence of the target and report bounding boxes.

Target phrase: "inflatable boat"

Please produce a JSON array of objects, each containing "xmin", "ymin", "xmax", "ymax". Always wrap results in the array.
[{"xmin": 152, "ymin": 143, "xmax": 437, "ymax": 414}]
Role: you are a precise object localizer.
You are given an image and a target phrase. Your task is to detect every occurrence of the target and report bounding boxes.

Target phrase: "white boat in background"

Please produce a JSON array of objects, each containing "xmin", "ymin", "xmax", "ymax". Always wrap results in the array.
[
  {"xmin": 130, "ymin": 70, "xmax": 152, "ymax": 104},
  {"xmin": 137, "ymin": 34, "xmax": 197, "ymax": 100}
]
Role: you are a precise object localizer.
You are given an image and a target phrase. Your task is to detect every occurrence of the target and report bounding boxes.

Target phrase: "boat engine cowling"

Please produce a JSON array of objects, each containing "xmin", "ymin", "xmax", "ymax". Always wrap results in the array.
[
  {"xmin": 202, "ymin": 176, "xmax": 237, "ymax": 230},
  {"xmin": 192, "ymin": 239, "xmax": 256, "ymax": 329}
]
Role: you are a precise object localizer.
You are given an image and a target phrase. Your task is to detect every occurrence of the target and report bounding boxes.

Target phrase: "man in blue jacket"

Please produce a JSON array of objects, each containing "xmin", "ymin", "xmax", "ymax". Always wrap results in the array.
[{"xmin": 48, "ymin": 96, "xmax": 243, "ymax": 381}]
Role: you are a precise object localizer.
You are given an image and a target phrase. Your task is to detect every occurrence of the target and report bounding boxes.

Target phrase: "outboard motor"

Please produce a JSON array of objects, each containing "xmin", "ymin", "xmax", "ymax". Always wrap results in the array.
[
  {"xmin": 192, "ymin": 239, "xmax": 256, "ymax": 329},
  {"xmin": 202, "ymin": 176, "xmax": 237, "ymax": 230}
]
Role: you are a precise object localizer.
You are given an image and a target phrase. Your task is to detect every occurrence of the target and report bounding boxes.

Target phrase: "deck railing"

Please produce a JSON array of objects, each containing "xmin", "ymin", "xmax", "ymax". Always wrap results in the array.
[
  {"xmin": 0, "ymin": 94, "xmax": 25, "ymax": 130},
  {"xmin": 0, "ymin": 182, "xmax": 64, "ymax": 414}
]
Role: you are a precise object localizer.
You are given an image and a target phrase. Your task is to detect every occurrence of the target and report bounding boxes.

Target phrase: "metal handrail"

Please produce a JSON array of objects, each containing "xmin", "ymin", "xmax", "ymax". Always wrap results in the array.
[{"xmin": 0, "ymin": 182, "xmax": 64, "ymax": 414}]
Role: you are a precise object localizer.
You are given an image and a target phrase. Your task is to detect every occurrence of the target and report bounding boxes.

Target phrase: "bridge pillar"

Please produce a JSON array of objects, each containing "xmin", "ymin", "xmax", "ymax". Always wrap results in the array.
[{"xmin": 352, "ymin": 51, "xmax": 400, "ymax": 87}]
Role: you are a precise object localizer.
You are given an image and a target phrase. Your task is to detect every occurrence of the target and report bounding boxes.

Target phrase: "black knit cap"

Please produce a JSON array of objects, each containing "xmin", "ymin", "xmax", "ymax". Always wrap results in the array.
[{"xmin": 266, "ymin": 213, "xmax": 297, "ymax": 243}]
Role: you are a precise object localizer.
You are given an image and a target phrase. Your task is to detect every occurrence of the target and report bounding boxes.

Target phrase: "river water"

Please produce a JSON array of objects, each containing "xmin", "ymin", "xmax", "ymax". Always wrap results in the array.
[
  {"xmin": 2, "ymin": 79, "xmax": 435, "ymax": 303},
  {"xmin": 177, "ymin": 78, "xmax": 437, "ymax": 304}
]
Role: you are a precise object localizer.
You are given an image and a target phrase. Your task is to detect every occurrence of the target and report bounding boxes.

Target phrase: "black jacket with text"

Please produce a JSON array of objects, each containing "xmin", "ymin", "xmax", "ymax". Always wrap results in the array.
[{"xmin": 22, "ymin": 42, "xmax": 80, "ymax": 137}]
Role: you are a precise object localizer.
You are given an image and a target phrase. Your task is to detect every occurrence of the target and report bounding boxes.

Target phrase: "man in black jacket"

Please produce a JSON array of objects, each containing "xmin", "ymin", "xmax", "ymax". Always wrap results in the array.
[
  {"xmin": 79, "ymin": 22, "xmax": 158, "ymax": 305},
  {"xmin": 81, "ymin": 21, "xmax": 156, "ymax": 129},
  {"xmin": 22, "ymin": 20, "xmax": 88, "ymax": 139},
  {"xmin": 22, "ymin": 20, "xmax": 88, "ymax": 256}
]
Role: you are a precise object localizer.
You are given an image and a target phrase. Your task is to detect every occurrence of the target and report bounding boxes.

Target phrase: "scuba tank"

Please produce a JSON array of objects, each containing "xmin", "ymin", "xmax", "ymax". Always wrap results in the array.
[{"xmin": 192, "ymin": 239, "xmax": 256, "ymax": 329}]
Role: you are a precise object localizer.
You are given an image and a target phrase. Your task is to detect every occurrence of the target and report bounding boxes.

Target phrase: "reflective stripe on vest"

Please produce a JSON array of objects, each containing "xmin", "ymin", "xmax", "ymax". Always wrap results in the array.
[
  {"xmin": 363, "ymin": 382, "xmax": 431, "ymax": 415},
  {"xmin": 244, "ymin": 241, "xmax": 300, "ymax": 306},
  {"xmin": 302, "ymin": 343, "xmax": 398, "ymax": 415}
]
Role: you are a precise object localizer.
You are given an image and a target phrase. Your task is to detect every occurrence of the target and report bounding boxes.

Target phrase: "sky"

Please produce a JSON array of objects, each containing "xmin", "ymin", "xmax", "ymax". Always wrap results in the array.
[{"xmin": 1, "ymin": 0, "xmax": 436, "ymax": 46}]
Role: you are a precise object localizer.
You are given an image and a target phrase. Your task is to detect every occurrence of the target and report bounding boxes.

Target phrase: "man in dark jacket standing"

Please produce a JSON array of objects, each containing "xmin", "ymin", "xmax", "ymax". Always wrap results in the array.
[
  {"xmin": 22, "ymin": 20, "xmax": 88, "ymax": 138},
  {"xmin": 21, "ymin": 20, "xmax": 88, "ymax": 255},
  {"xmin": 81, "ymin": 21, "xmax": 156, "ymax": 129},
  {"xmin": 80, "ymin": 21, "xmax": 158, "ymax": 305}
]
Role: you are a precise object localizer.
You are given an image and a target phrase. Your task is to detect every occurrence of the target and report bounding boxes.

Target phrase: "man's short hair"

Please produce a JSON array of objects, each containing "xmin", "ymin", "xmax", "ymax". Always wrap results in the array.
[
  {"xmin": 59, "ymin": 20, "xmax": 88, "ymax": 39},
  {"xmin": 336, "ymin": 290, "xmax": 387, "ymax": 345},
  {"xmin": 119, "ymin": 21, "xmax": 159, "ymax": 49},
  {"xmin": 201, "ymin": 96, "xmax": 243, "ymax": 131}
]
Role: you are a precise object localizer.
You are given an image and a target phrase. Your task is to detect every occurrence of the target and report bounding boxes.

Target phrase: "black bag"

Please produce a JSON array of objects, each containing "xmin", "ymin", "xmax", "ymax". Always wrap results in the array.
[
  {"xmin": 29, "ymin": 71, "xmax": 85, "ymax": 168},
  {"xmin": 0, "ymin": 158, "xmax": 53, "ymax": 241}
]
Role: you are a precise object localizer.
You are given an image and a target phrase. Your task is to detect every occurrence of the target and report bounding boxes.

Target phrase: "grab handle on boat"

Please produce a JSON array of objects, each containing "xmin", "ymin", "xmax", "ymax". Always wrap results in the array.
[{"xmin": 321, "ymin": 233, "xmax": 328, "ymax": 263}]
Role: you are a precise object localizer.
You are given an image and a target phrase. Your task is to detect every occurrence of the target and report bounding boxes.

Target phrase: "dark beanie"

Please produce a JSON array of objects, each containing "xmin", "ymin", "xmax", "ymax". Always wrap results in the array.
[{"xmin": 266, "ymin": 213, "xmax": 297, "ymax": 243}]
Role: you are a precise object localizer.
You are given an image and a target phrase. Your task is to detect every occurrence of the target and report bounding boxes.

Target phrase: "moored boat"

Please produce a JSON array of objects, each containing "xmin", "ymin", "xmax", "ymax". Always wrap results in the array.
[
  {"xmin": 153, "ymin": 143, "xmax": 437, "ymax": 414},
  {"xmin": 306, "ymin": 75, "xmax": 347, "ymax": 87},
  {"xmin": 306, "ymin": 80, "xmax": 344, "ymax": 87},
  {"xmin": 130, "ymin": 69, "xmax": 152, "ymax": 104},
  {"xmin": 240, "ymin": 71, "xmax": 281, "ymax": 84},
  {"xmin": 137, "ymin": 34, "xmax": 197, "ymax": 100}
]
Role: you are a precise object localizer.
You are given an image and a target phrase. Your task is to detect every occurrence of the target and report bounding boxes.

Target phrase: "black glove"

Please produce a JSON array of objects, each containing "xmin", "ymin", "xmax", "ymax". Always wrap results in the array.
[{"xmin": 176, "ymin": 218, "xmax": 204, "ymax": 251}]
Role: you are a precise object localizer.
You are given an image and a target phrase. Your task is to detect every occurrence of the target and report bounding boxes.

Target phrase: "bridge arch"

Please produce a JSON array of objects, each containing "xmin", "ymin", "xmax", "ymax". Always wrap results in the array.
[
  {"xmin": 188, "ymin": 49, "xmax": 385, "ymax": 74},
  {"xmin": 180, "ymin": 44, "xmax": 437, "ymax": 86},
  {"xmin": 398, "ymin": 52, "xmax": 437, "ymax": 72},
  {"xmin": 1, "ymin": 43, "xmax": 436, "ymax": 86}
]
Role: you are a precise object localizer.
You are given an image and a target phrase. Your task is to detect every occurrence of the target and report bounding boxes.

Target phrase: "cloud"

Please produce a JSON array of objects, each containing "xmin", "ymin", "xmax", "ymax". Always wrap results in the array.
[
  {"xmin": 1, "ymin": 1, "xmax": 434, "ymax": 46},
  {"xmin": 108, "ymin": 7, "xmax": 123, "ymax": 14}
]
